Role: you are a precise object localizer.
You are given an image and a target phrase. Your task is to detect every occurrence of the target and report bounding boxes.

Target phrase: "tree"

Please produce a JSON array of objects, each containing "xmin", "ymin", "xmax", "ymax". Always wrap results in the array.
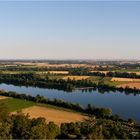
[{"xmin": 0, "ymin": 102, "xmax": 8, "ymax": 122}]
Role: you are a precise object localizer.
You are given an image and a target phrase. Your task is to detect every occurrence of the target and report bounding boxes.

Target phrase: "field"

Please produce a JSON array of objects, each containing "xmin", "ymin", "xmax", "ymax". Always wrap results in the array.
[
  {"xmin": 111, "ymin": 77, "xmax": 140, "ymax": 82},
  {"xmin": 1, "ymin": 61, "xmax": 140, "ymax": 90},
  {"xmin": 22, "ymin": 106, "xmax": 87, "ymax": 126},
  {"xmin": 34, "ymin": 74, "xmax": 140, "ymax": 87},
  {"xmin": 63, "ymin": 76, "xmax": 90, "ymax": 80},
  {"xmin": 0, "ymin": 98, "xmax": 35, "ymax": 112},
  {"xmin": 0, "ymin": 96, "xmax": 87, "ymax": 125},
  {"xmin": 133, "ymin": 72, "xmax": 140, "ymax": 75},
  {"xmin": 41, "ymin": 71, "xmax": 69, "ymax": 74},
  {"xmin": 117, "ymin": 83, "xmax": 140, "ymax": 90},
  {"xmin": 0, "ymin": 96, "xmax": 8, "ymax": 100},
  {"xmin": 90, "ymin": 71, "xmax": 108, "ymax": 74}
]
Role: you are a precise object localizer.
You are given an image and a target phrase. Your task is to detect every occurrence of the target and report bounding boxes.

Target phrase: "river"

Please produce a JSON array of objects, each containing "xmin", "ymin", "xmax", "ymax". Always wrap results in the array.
[{"xmin": 0, "ymin": 83, "xmax": 140, "ymax": 121}]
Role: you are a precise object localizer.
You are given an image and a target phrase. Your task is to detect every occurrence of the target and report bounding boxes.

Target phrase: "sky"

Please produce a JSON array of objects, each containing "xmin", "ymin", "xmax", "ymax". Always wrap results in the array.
[{"xmin": 0, "ymin": 1, "xmax": 140, "ymax": 60}]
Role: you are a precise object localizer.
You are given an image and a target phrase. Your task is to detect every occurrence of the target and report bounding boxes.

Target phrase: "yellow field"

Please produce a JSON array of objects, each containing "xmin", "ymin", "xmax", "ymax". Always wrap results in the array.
[
  {"xmin": 111, "ymin": 77, "xmax": 140, "ymax": 82},
  {"xmin": 128, "ymin": 72, "xmax": 140, "ymax": 75},
  {"xmin": 21, "ymin": 106, "xmax": 87, "ymax": 126},
  {"xmin": 117, "ymin": 83, "xmax": 140, "ymax": 90},
  {"xmin": 136, "ymin": 72, "xmax": 140, "ymax": 75},
  {"xmin": 0, "ymin": 96, "xmax": 8, "ymax": 100},
  {"xmin": 63, "ymin": 76, "xmax": 90, "ymax": 80}
]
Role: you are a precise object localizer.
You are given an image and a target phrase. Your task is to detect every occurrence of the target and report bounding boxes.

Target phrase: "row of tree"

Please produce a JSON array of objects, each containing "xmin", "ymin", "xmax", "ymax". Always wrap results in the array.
[
  {"xmin": 0, "ymin": 73, "xmax": 140, "ymax": 94},
  {"xmin": 0, "ymin": 73, "xmax": 75, "ymax": 91},
  {"xmin": 68, "ymin": 67, "xmax": 140, "ymax": 79},
  {"xmin": 0, "ymin": 90, "xmax": 112, "ymax": 118},
  {"xmin": 0, "ymin": 98, "xmax": 140, "ymax": 139}
]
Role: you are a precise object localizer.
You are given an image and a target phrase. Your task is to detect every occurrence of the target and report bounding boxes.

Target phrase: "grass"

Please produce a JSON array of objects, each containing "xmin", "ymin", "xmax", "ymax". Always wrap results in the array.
[
  {"xmin": 88, "ymin": 76, "xmax": 103, "ymax": 81},
  {"xmin": 63, "ymin": 76, "xmax": 90, "ymax": 80},
  {"xmin": 0, "ymin": 97, "xmax": 85, "ymax": 115},
  {"xmin": 48, "ymin": 75, "xmax": 65, "ymax": 80},
  {"xmin": 0, "ymin": 69, "xmax": 139, "ymax": 88},
  {"xmin": 0, "ymin": 71, "xmax": 36, "ymax": 74},
  {"xmin": 0, "ymin": 98, "xmax": 35, "ymax": 112},
  {"xmin": 87, "ymin": 76, "xmax": 130, "ymax": 86},
  {"xmin": 37, "ymin": 103, "xmax": 87, "ymax": 115},
  {"xmin": 114, "ymin": 69, "xmax": 140, "ymax": 72}
]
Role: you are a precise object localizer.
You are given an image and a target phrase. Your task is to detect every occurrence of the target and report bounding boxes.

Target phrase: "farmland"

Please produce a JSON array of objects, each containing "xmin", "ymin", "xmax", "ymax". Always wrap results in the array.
[
  {"xmin": 0, "ymin": 97, "xmax": 35, "ymax": 112},
  {"xmin": 0, "ymin": 60, "xmax": 140, "ymax": 139},
  {"xmin": 0, "ymin": 96, "xmax": 87, "ymax": 125},
  {"xmin": 1, "ymin": 60, "xmax": 140, "ymax": 90},
  {"xmin": 117, "ymin": 83, "xmax": 140, "ymax": 90},
  {"xmin": 22, "ymin": 106, "xmax": 87, "ymax": 126},
  {"xmin": 63, "ymin": 76, "xmax": 90, "ymax": 80}
]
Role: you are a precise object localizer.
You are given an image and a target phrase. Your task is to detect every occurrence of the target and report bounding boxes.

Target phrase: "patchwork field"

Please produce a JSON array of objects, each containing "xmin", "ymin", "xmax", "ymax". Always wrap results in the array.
[{"xmin": 22, "ymin": 106, "xmax": 87, "ymax": 126}]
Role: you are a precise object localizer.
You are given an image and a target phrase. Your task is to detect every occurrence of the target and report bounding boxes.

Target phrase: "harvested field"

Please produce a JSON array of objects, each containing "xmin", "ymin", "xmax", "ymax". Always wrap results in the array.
[
  {"xmin": 130, "ymin": 72, "xmax": 140, "ymax": 75},
  {"xmin": 0, "ymin": 96, "xmax": 8, "ymax": 100},
  {"xmin": 135, "ymin": 72, "xmax": 140, "ymax": 75},
  {"xmin": 21, "ymin": 106, "xmax": 87, "ymax": 126},
  {"xmin": 111, "ymin": 77, "xmax": 140, "ymax": 82},
  {"xmin": 117, "ymin": 83, "xmax": 140, "ymax": 90},
  {"xmin": 63, "ymin": 76, "xmax": 90, "ymax": 80}
]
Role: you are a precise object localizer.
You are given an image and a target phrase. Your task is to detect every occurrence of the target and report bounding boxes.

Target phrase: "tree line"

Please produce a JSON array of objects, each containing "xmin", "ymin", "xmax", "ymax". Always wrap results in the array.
[
  {"xmin": 0, "ymin": 96, "xmax": 140, "ymax": 139},
  {"xmin": 69, "ymin": 68, "xmax": 140, "ymax": 79},
  {"xmin": 0, "ymin": 90, "xmax": 112, "ymax": 118},
  {"xmin": 0, "ymin": 73, "xmax": 140, "ymax": 94}
]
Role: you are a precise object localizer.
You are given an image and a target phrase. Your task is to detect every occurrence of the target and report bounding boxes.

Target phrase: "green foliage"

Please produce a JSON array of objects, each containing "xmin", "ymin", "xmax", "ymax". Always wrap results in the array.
[
  {"xmin": 0, "ymin": 102, "xmax": 8, "ymax": 121},
  {"xmin": 0, "ymin": 104, "xmax": 139, "ymax": 139},
  {"xmin": 60, "ymin": 117, "xmax": 140, "ymax": 139}
]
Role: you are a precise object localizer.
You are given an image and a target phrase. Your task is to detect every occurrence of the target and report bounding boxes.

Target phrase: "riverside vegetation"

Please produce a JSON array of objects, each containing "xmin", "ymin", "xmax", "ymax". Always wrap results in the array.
[
  {"xmin": 0, "ymin": 63, "xmax": 140, "ymax": 139},
  {"xmin": 0, "ymin": 91, "xmax": 140, "ymax": 139},
  {"xmin": 0, "ymin": 73, "xmax": 140, "ymax": 94}
]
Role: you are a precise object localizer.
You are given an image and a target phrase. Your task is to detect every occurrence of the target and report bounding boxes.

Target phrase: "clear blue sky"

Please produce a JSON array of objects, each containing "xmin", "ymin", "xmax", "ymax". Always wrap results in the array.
[{"xmin": 0, "ymin": 1, "xmax": 140, "ymax": 59}]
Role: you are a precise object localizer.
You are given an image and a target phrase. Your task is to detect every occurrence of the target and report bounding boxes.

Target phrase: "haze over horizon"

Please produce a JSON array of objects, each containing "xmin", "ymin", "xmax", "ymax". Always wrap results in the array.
[{"xmin": 0, "ymin": 1, "xmax": 140, "ymax": 60}]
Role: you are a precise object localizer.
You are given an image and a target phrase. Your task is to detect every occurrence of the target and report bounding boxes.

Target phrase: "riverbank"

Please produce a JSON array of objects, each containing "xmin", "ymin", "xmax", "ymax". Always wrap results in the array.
[
  {"xmin": 0, "ymin": 83, "xmax": 140, "ymax": 121},
  {"xmin": 0, "ymin": 97, "xmax": 87, "ymax": 126}
]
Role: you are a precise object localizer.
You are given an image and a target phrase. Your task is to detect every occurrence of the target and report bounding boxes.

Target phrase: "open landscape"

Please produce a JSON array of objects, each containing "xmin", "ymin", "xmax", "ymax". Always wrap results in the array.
[
  {"xmin": 21, "ymin": 106, "xmax": 87, "ymax": 126},
  {"xmin": 0, "ymin": 0, "xmax": 140, "ymax": 139},
  {"xmin": 0, "ymin": 97, "xmax": 86, "ymax": 126}
]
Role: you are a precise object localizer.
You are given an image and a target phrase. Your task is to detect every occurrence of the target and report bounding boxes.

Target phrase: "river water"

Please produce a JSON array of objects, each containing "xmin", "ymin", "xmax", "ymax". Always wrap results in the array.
[{"xmin": 0, "ymin": 83, "xmax": 140, "ymax": 121}]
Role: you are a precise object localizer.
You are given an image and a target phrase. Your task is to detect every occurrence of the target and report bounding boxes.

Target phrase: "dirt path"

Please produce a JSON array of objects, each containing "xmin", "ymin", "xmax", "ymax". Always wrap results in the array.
[{"xmin": 21, "ymin": 106, "xmax": 87, "ymax": 126}]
